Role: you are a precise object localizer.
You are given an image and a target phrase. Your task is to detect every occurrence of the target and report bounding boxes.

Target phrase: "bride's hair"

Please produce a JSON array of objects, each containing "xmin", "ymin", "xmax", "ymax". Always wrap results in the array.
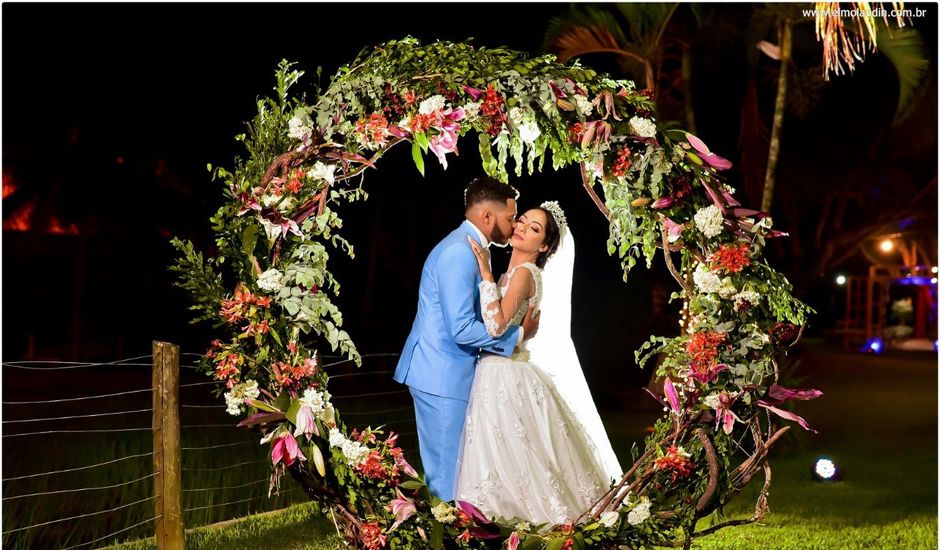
[{"xmin": 533, "ymin": 206, "xmax": 562, "ymax": 269}]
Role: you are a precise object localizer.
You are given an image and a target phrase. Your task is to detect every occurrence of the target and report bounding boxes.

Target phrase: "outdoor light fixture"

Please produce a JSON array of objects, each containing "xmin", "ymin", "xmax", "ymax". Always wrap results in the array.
[
  {"xmin": 813, "ymin": 457, "xmax": 842, "ymax": 482},
  {"xmin": 932, "ymin": 266, "xmax": 938, "ymax": 274},
  {"xmin": 835, "ymin": 275, "xmax": 847, "ymax": 285},
  {"xmin": 879, "ymin": 239, "xmax": 894, "ymax": 252},
  {"xmin": 933, "ymin": 278, "xmax": 938, "ymax": 285},
  {"xmin": 861, "ymin": 337, "xmax": 884, "ymax": 354}
]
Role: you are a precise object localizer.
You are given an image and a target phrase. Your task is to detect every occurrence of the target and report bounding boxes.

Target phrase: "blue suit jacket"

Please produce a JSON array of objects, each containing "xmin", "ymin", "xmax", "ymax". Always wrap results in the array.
[{"xmin": 394, "ymin": 221, "xmax": 520, "ymax": 400}]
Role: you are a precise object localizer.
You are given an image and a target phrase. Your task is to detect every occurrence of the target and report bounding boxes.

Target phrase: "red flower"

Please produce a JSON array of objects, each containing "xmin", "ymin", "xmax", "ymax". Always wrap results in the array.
[
  {"xmin": 402, "ymin": 89, "xmax": 416, "ymax": 105},
  {"xmin": 568, "ymin": 122, "xmax": 584, "ymax": 144},
  {"xmin": 355, "ymin": 113, "xmax": 391, "ymax": 148},
  {"xmin": 359, "ymin": 522, "xmax": 387, "ymax": 550},
  {"xmin": 355, "ymin": 451, "xmax": 388, "ymax": 480},
  {"xmin": 479, "ymin": 84, "xmax": 506, "ymax": 137},
  {"xmin": 611, "ymin": 146, "xmax": 632, "ymax": 177},
  {"xmin": 685, "ymin": 331, "xmax": 730, "ymax": 384},
  {"xmin": 457, "ymin": 530, "xmax": 471, "ymax": 542},
  {"xmin": 770, "ymin": 322, "xmax": 800, "ymax": 346},
  {"xmin": 255, "ymin": 296, "xmax": 272, "ymax": 308},
  {"xmin": 709, "ymin": 242, "xmax": 751, "ymax": 274},
  {"xmin": 654, "ymin": 446, "xmax": 695, "ymax": 482},
  {"xmin": 214, "ymin": 352, "xmax": 242, "ymax": 383},
  {"xmin": 561, "ymin": 539, "xmax": 574, "ymax": 550}
]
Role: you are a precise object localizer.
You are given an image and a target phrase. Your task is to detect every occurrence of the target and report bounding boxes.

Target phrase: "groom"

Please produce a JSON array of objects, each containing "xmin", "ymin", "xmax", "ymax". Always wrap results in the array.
[{"xmin": 394, "ymin": 176, "xmax": 540, "ymax": 501}]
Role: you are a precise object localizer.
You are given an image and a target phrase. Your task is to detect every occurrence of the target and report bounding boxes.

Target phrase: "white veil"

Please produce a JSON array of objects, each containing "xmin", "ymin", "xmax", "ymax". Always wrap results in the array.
[{"xmin": 527, "ymin": 226, "xmax": 624, "ymax": 484}]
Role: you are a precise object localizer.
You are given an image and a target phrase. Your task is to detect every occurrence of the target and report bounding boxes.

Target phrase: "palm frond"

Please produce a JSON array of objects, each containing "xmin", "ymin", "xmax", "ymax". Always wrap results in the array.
[
  {"xmin": 543, "ymin": 6, "xmax": 627, "ymax": 56},
  {"xmin": 873, "ymin": 23, "xmax": 931, "ymax": 120}
]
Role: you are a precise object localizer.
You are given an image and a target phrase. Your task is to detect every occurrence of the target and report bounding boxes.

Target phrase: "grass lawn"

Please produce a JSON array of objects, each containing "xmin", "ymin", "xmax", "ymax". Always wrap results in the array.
[{"xmin": 110, "ymin": 342, "xmax": 938, "ymax": 549}]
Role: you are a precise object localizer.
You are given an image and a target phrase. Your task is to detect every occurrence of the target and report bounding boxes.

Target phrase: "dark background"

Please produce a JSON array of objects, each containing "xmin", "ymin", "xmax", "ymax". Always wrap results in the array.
[{"xmin": 3, "ymin": 3, "xmax": 937, "ymax": 403}]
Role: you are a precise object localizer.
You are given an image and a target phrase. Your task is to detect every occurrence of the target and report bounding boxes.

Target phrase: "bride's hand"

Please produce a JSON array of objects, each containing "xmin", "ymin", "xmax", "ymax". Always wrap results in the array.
[{"xmin": 467, "ymin": 237, "xmax": 494, "ymax": 282}]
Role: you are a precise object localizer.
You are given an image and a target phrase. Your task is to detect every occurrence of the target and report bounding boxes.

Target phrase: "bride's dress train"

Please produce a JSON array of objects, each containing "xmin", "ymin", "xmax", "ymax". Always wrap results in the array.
[{"xmin": 453, "ymin": 262, "xmax": 618, "ymax": 525}]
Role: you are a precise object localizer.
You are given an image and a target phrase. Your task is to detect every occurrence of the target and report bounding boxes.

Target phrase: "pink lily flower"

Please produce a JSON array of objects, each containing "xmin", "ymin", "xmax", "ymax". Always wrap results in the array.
[
  {"xmin": 688, "ymin": 363, "xmax": 730, "ymax": 385},
  {"xmin": 462, "ymin": 84, "xmax": 483, "ymax": 100},
  {"xmin": 686, "ymin": 134, "xmax": 733, "ymax": 170},
  {"xmin": 293, "ymin": 404, "xmax": 317, "ymax": 439},
  {"xmin": 386, "ymin": 489, "xmax": 417, "ymax": 532},
  {"xmin": 662, "ymin": 217, "xmax": 685, "ymax": 243},
  {"xmin": 505, "ymin": 531, "xmax": 521, "ymax": 550},
  {"xmin": 663, "ymin": 378, "xmax": 682, "ymax": 414},
  {"xmin": 713, "ymin": 392, "xmax": 740, "ymax": 434},
  {"xmin": 651, "ymin": 197, "xmax": 675, "ymax": 209},
  {"xmin": 271, "ymin": 432, "xmax": 306, "ymax": 467}
]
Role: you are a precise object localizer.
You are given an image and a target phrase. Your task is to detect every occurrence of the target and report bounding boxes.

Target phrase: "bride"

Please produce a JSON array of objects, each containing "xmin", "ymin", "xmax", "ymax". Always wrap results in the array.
[{"xmin": 454, "ymin": 201, "xmax": 623, "ymax": 525}]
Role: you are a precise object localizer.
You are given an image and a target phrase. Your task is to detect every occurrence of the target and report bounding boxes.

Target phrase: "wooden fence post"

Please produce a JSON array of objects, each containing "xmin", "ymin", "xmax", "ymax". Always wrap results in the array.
[{"xmin": 153, "ymin": 341, "xmax": 185, "ymax": 549}]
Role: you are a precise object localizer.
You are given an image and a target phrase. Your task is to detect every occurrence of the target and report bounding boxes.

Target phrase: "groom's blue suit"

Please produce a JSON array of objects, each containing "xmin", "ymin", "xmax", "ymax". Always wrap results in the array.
[{"xmin": 394, "ymin": 221, "xmax": 519, "ymax": 501}]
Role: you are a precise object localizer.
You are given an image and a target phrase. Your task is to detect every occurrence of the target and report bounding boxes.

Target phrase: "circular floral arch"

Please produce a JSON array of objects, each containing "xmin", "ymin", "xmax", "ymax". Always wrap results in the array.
[{"xmin": 172, "ymin": 37, "xmax": 818, "ymax": 549}]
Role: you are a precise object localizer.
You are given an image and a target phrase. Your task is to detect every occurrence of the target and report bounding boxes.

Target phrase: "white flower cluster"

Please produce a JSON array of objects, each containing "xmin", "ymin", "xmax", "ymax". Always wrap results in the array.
[
  {"xmin": 261, "ymin": 193, "xmax": 294, "ymax": 212},
  {"xmin": 599, "ymin": 511, "xmax": 620, "ymax": 528},
  {"xmin": 300, "ymin": 387, "xmax": 331, "ymax": 418},
  {"xmin": 732, "ymin": 290, "xmax": 761, "ymax": 310},
  {"xmin": 328, "ymin": 427, "xmax": 370, "ymax": 466},
  {"xmin": 431, "ymin": 501, "xmax": 457, "ymax": 524},
  {"xmin": 628, "ymin": 116, "xmax": 657, "ymax": 138},
  {"xmin": 287, "ymin": 116, "xmax": 312, "ymax": 140},
  {"xmin": 508, "ymin": 106, "xmax": 541, "ymax": 144},
  {"xmin": 573, "ymin": 94, "xmax": 593, "ymax": 117},
  {"xmin": 306, "ymin": 161, "xmax": 335, "ymax": 185},
  {"xmin": 693, "ymin": 264, "xmax": 723, "ymax": 294},
  {"xmin": 224, "ymin": 380, "xmax": 260, "ymax": 416},
  {"xmin": 718, "ymin": 279, "xmax": 737, "ymax": 300},
  {"xmin": 461, "ymin": 101, "xmax": 482, "ymax": 121},
  {"xmin": 256, "ymin": 268, "xmax": 284, "ymax": 293},
  {"xmin": 627, "ymin": 497, "xmax": 652, "ymax": 525},
  {"xmin": 694, "ymin": 205, "xmax": 725, "ymax": 238},
  {"xmin": 418, "ymin": 94, "xmax": 446, "ymax": 115}
]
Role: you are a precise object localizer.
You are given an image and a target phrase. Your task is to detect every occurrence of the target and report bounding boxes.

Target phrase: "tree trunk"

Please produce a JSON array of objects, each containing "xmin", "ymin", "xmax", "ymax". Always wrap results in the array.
[{"xmin": 761, "ymin": 19, "xmax": 792, "ymax": 213}]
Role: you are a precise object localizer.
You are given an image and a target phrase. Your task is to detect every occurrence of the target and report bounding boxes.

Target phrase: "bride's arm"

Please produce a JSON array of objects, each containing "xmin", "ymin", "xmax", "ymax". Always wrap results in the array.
[{"xmin": 469, "ymin": 238, "xmax": 533, "ymax": 338}]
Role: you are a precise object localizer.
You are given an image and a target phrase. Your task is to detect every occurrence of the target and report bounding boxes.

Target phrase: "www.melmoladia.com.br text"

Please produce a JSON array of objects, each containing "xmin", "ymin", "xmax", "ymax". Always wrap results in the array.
[{"xmin": 802, "ymin": 6, "xmax": 929, "ymax": 19}]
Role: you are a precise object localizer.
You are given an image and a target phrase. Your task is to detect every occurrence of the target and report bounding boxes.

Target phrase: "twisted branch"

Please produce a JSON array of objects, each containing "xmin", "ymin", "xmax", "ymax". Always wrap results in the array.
[{"xmin": 580, "ymin": 162, "xmax": 610, "ymax": 220}]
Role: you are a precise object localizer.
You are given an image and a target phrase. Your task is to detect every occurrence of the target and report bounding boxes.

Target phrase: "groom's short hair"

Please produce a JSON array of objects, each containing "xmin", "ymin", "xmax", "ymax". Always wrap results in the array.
[{"xmin": 464, "ymin": 176, "xmax": 519, "ymax": 211}]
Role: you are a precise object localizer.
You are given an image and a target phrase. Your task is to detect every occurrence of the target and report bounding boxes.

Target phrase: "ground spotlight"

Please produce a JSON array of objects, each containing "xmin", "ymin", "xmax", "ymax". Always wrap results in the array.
[
  {"xmin": 813, "ymin": 457, "xmax": 842, "ymax": 482},
  {"xmin": 835, "ymin": 275, "xmax": 847, "ymax": 285},
  {"xmin": 861, "ymin": 337, "xmax": 884, "ymax": 354},
  {"xmin": 879, "ymin": 239, "xmax": 894, "ymax": 252}
]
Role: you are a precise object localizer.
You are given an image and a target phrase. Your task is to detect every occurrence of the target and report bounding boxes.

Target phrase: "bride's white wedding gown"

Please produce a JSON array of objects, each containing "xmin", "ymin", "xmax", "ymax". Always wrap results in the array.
[{"xmin": 453, "ymin": 263, "xmax": 615, "ymax": 525}]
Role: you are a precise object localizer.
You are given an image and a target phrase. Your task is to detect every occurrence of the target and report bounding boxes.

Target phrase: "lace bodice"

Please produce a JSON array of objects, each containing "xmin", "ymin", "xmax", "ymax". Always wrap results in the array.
[{"xmin": 479, "ymin": 263, "xmax": 541, "ymax": 358}]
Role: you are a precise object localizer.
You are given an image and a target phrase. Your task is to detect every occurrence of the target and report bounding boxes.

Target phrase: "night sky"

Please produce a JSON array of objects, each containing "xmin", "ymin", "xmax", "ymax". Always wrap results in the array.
[{"xmin": 4, "ymin": 4, "xmax": 937, "ymax": 399}]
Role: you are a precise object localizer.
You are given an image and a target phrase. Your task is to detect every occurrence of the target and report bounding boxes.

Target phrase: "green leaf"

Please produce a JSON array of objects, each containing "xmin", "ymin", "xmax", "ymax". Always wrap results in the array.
[
  {"xmin": 412, "ymin": 141, "xmax": 426, "ymax": 177},
  {"xmin": 286, "ymin": 398, "xmax": 301, "ymax": 424},
  {"xmin": 273, "ymin": 392, "xmax": 291, "ymax": 412},
  {"xmin": 242, "ymin": 224, "xmax": 259, "ymax": 257},
  {"xmin": 430, "ymin": 521, "xmax": 444, "ymax": 550},
  {"xmin": 399, "ymin": 480, "xmax": 425, "ymax": 491}
]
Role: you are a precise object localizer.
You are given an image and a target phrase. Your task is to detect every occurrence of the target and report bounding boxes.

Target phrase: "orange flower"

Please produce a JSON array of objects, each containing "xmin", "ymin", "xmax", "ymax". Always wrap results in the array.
[{"xmin": 709, "ymin": 242, "xmax": 750, "ymax": 274}]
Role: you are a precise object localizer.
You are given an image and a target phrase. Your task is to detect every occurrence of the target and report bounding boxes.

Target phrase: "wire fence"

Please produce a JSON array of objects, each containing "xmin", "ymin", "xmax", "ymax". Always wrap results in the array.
[{"xmin": 1, "ymin": 349, "xmax": 414, "ymax": 549}]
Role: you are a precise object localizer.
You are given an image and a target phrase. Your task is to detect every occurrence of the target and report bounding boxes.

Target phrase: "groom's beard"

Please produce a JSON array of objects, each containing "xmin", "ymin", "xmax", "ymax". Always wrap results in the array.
[{"xmin": 489, "ymin": 226, "xmax": 512, "ymax": 248}]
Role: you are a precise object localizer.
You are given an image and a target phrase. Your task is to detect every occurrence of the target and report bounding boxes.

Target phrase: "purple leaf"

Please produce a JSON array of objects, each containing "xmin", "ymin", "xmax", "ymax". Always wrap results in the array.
[
  {"xmin": 757, "ymin": 401, "xmax": 818, "ymax": 433},
  {"xmin": 237, "ymin": 411, "xmax": 286, "ymax": 427},
  {"xmin": 768, "ymin": 385, "xmax": 823, "ymax": 403}
]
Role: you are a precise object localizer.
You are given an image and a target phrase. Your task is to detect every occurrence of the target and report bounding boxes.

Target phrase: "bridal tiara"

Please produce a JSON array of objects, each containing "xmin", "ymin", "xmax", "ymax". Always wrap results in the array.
[{"xmin": 540, "ymin": 201, "xmax": 568, "ymax": 233}]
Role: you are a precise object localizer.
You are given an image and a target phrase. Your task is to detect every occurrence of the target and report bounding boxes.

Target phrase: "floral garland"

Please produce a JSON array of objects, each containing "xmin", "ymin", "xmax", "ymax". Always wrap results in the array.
[{"xmin": 171, "ymin": 37, "xmax": 819, "ymax": 549}]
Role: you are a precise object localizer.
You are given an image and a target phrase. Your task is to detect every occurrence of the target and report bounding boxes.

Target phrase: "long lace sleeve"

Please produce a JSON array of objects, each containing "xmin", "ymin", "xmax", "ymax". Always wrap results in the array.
[{"xmin": 479, "ymin": 267, "xmax": 534, "ymax": 338}]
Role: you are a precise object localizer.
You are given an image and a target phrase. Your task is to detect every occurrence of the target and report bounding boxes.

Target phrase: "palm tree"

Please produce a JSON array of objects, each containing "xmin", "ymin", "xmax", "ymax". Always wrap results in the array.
[{"xmin": 543, "ymin": 3, "xmax": 712, "ymax": 133}]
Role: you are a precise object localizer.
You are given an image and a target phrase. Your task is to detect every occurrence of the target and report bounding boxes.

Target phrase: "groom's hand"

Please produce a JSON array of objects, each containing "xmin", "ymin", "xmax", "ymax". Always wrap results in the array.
[{"xmin": 521, "ymin": 305, "xmax": 540, "ymax": 340}]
